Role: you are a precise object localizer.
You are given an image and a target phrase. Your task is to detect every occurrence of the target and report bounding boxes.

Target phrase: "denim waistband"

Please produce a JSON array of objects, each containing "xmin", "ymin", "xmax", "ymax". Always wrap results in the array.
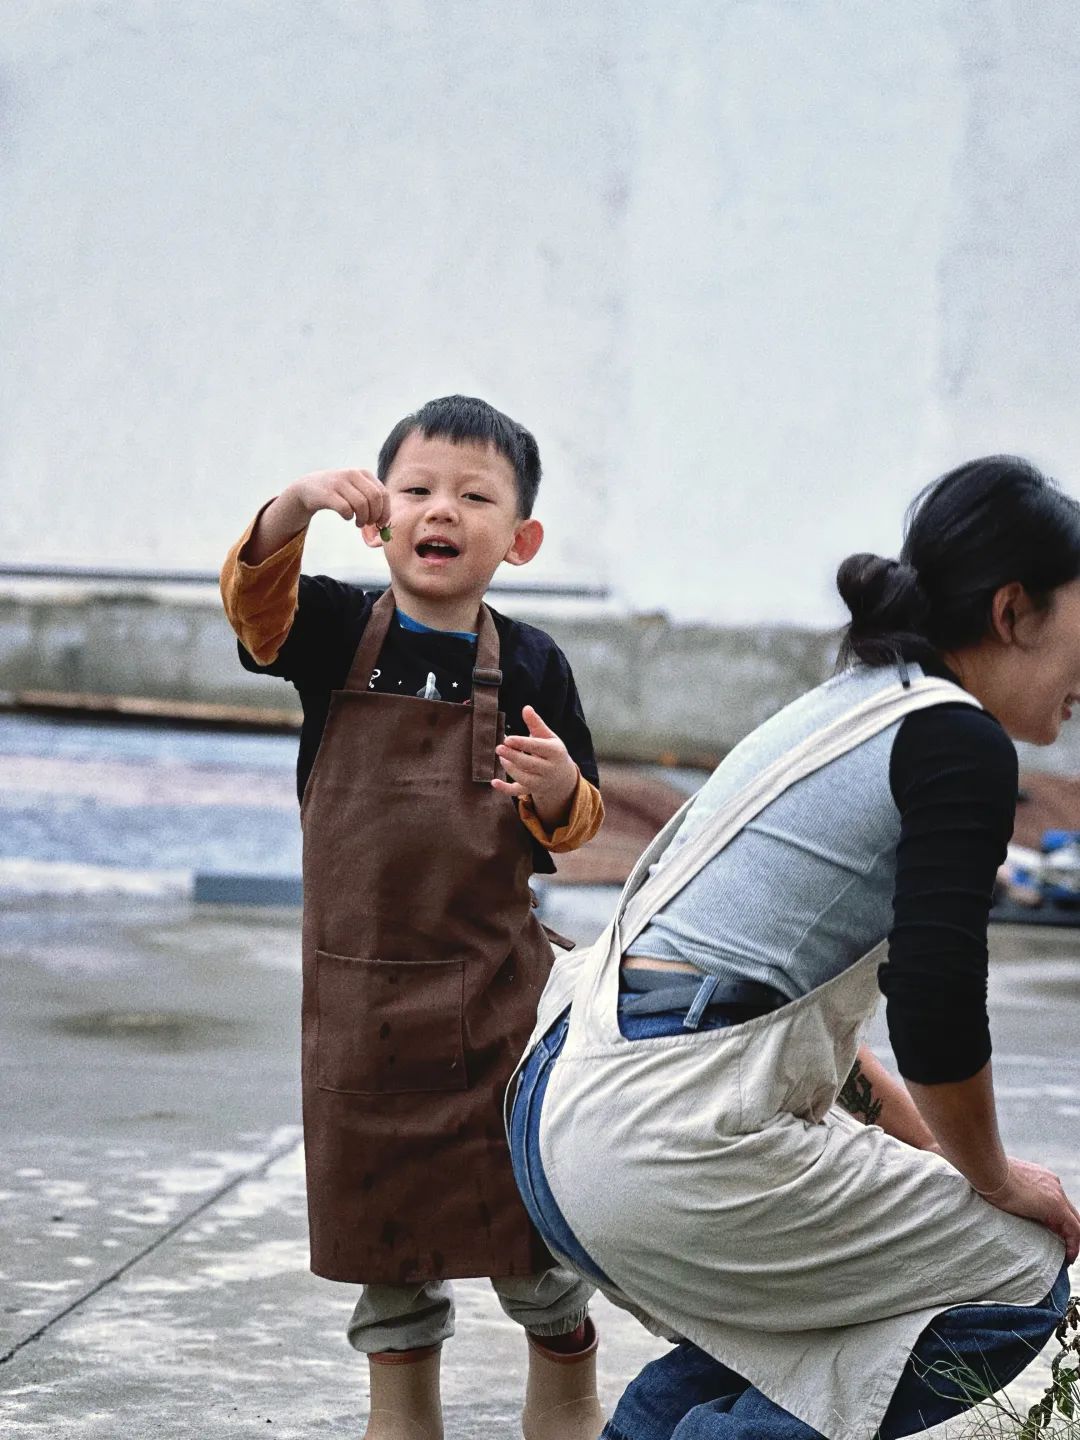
[{"xmin": 618, "ymin": 966, "xmax": 787, "ymax": 1030}]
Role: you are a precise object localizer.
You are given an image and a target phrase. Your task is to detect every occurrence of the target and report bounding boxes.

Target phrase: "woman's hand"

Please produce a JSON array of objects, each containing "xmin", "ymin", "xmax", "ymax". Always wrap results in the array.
[
  {"xmin": 978, "ymin": 1157, "xmax": 1080, "ymax": 1264},
  {"xmin": 906, "ymin": 1062, "xmax": 1079, "ymax": 1262}
]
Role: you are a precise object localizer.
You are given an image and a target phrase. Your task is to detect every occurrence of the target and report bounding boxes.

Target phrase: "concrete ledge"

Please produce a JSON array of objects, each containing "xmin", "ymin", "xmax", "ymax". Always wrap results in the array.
[
  {"xmin": 0, "ymin": 584, "xmax": 839, "ymax": 762},
  {"xmin": 6, "ymin": 584, "xmax": 1080, "ymax": 773}
]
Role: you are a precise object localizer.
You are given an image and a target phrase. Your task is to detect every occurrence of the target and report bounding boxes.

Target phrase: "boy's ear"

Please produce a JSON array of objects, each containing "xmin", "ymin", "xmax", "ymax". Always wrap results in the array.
[
  {"xmin": 361, "ymin": 523, "xmax": 386, "ymax": 550},
  {"xmin": 503, "ymin": 518, "xmax": 543, "ymax": 568}
]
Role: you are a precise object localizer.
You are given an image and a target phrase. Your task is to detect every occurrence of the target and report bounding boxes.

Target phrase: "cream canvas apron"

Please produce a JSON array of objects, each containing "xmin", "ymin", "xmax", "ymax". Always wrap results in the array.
[{"xmin": 512, "ymin": 676, "xmax": 1065, "ymax": 1440}]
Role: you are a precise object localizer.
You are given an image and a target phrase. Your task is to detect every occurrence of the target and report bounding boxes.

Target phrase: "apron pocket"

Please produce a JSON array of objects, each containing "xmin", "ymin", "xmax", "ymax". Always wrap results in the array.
[{"xmin": 314, "ymin": 950, "xmax": 467, "ymax": 1095}]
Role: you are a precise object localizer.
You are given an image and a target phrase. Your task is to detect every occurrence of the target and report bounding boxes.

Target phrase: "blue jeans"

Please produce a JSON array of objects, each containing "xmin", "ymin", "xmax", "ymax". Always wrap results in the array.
[{"xmin": 508, "ymin": 1000, "xmax": 1070, "ymax": 1440}]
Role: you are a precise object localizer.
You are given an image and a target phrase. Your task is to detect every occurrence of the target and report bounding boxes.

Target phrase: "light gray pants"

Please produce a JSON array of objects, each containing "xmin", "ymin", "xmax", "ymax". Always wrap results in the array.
[{"xmin": 346, "ymin": 1264, "xmax": 593, "ymax": 1354}]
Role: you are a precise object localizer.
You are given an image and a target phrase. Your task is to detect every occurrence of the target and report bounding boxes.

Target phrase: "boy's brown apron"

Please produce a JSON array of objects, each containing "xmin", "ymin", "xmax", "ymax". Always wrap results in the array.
[{"xmin": 300, "ymin": 590, "xmax": 556, "ymax": 1284}]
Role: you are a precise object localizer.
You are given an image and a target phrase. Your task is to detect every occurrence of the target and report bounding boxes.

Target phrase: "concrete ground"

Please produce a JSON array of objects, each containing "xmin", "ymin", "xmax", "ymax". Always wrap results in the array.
[
  {"xmin": 3, "ymin": 894, "xmax": 1078, "ymax": 1439},
  {"xmin": 1, "ymin": 716, "xmax": 1078, "ymax": 1438},
  {"xmin": 0, "ymin": 892, "xmax": 670, "ymax": 1439}
]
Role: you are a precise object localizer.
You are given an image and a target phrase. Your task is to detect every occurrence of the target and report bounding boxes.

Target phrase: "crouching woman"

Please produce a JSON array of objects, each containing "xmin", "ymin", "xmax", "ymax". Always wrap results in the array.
[{"xmin": 507, "ymin": 456, "xmax": 1079, "ymax": 1440}]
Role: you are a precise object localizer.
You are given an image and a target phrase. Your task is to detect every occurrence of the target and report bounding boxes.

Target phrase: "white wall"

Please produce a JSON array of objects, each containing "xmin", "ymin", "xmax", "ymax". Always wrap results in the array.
[{"xmin": 5, "ymin": 1, "xmax": 1080, "ymax": 624}]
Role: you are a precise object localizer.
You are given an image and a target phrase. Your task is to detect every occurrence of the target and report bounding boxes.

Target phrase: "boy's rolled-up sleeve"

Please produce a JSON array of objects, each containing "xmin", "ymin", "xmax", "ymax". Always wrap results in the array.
[
  {"xmin": 219, "ymin": 501, "xmax": 308, "ymax": 666},
  {"xmin": 518, "ymin": 774, "xmax": 605, "ymax": 853}
]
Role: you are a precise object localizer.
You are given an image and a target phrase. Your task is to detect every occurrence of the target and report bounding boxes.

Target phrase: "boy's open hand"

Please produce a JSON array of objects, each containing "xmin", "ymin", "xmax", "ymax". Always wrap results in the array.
[
  {"xmin": 288, "ymin": 469, "xmax": 392, "ymax": 531},
  {"xmin": 493, "ymin": 706, "xmax": 579, "ymax": 830}
]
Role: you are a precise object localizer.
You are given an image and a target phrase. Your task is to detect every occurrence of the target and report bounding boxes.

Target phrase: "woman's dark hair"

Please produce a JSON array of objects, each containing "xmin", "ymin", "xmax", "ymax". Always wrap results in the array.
[{"xmin": 836, "ymin": 456, "xmax": 1080, "ymax": 669}]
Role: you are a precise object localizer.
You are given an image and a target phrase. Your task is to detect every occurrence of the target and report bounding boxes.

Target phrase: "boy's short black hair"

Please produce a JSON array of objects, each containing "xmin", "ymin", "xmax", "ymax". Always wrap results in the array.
[{"xmin": 377, "ymin": 395, "xmax": 541, "ymax": 518}]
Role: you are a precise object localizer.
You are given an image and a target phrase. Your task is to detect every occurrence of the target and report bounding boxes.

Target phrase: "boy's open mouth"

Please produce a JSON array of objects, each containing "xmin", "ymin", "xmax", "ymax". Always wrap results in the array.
[{"xmin": 416, "ymin": 539, "xmax": 461, "ymax": 559}]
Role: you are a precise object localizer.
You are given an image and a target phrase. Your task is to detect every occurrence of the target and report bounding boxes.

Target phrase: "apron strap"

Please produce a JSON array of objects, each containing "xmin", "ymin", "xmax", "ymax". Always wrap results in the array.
[
  {"xmin": 471, "ymin": 605, "xmax": 502, "ymax": 784},
  {"xmin": 618, "ymin": 676, "xmax": 982, "ymax": 952},
  {"xmin": 343, "ymin": 589, "xmax": 396, "ymax": 692}
]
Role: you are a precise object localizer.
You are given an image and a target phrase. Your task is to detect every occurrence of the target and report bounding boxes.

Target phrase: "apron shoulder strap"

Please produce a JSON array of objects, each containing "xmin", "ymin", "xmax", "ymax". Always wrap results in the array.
[
  {"xmin": 619, "ymin": 676, "xmax": 982, "ymax": 950},
  {"xmin": 343, "ymin": 589, "xmax": 396, "ymax": 692},
  {"xmin": 470, "ymin": 605, "xmax": 503, "ymax": 783}
]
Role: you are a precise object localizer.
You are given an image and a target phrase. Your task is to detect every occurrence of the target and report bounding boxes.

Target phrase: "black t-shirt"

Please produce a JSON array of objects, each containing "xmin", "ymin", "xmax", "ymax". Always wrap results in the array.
[
  {"xmin": 238, "ymin": 578, "xmax": 600, "ymax": 875},
  {"xmin": 880, "ymin": 701, "xmax": 1018, "ymax": 1084}
]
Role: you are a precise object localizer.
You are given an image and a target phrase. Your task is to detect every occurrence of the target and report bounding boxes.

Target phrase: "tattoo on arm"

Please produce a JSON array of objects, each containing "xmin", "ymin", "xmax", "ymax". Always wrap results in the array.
[{"xmin": 837, "ymin": 1058, "xmax": 884, "ymax": 1126}]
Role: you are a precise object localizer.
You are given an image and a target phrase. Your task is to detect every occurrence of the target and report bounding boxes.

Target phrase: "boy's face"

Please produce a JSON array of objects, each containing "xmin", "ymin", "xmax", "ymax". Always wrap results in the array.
[{"xmin": 365, "ymin": 432, "xmax": 542, "ymax": 607}]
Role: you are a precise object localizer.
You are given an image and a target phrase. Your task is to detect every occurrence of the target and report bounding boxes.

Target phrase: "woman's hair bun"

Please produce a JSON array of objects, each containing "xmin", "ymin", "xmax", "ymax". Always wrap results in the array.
[
  {"xmin": 835, "ymin": 553, "xmax": 932, "ymax": 668},
  {"xmin": 838, "ymin": 456, "xmax": 1080, "ymax": 671},
  {"xmin": 836, "ymin": 553, "xmax": 929, "ymax": 634}
]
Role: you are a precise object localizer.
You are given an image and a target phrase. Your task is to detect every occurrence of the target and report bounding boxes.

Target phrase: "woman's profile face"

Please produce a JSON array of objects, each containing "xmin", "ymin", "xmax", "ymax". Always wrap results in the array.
[{"xmin": 993, "ymin": 578, "xmax": 1080, "ymax": 745}]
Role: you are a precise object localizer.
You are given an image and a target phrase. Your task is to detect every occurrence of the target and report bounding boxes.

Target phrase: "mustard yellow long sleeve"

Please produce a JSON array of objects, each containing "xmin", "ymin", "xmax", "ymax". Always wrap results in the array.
[
  {"xmin": 219, "ymin": 503, "xmax": 308, "ymax": 665},
  {"xmin": 518, "ymin": 772, "xmax": 605, "ymax": 853}
]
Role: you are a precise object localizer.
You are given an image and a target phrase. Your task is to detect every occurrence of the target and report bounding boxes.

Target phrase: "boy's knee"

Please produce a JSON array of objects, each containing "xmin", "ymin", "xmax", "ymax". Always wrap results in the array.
[{"xmin": 491, "ymin": 1265, "xmax": 594, "ymax": 1330}]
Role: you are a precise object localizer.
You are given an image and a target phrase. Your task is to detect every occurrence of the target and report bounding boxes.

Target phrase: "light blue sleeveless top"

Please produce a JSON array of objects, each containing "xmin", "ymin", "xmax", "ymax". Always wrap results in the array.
[{"xmin": 631, "ymin": 663, "xmax": 943, "ymax": 999}]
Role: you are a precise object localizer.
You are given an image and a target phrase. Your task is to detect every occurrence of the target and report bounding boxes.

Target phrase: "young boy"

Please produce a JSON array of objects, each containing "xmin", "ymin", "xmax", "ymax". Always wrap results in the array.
[{"xmin": 220, "ymin": 396, "xmax": 605, "ymax": 1440}]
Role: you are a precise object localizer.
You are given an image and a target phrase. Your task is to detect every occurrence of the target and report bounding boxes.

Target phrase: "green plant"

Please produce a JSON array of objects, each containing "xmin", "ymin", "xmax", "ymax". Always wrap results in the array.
[
  {"xmin": 1019, "ymin": 1295, "xmax": 1079, "ymax": 1440},
  {"xmin": 906, "ymin": 1294, "xmax": 1078, "ymax": 1440}
]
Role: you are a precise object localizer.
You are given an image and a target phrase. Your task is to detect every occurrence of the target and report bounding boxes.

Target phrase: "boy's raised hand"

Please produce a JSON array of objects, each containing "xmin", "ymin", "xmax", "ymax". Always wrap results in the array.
[
  {"xmin": 242, "ymin": 468, "xmax": 392, "ymax": 570},
  {"xmin": 493, "ymin": 706, "xmax": 580, "ymax": 831},
  {"xmin": 289, "ymin": 469, "xmax": 392, "ymax": 530}
]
